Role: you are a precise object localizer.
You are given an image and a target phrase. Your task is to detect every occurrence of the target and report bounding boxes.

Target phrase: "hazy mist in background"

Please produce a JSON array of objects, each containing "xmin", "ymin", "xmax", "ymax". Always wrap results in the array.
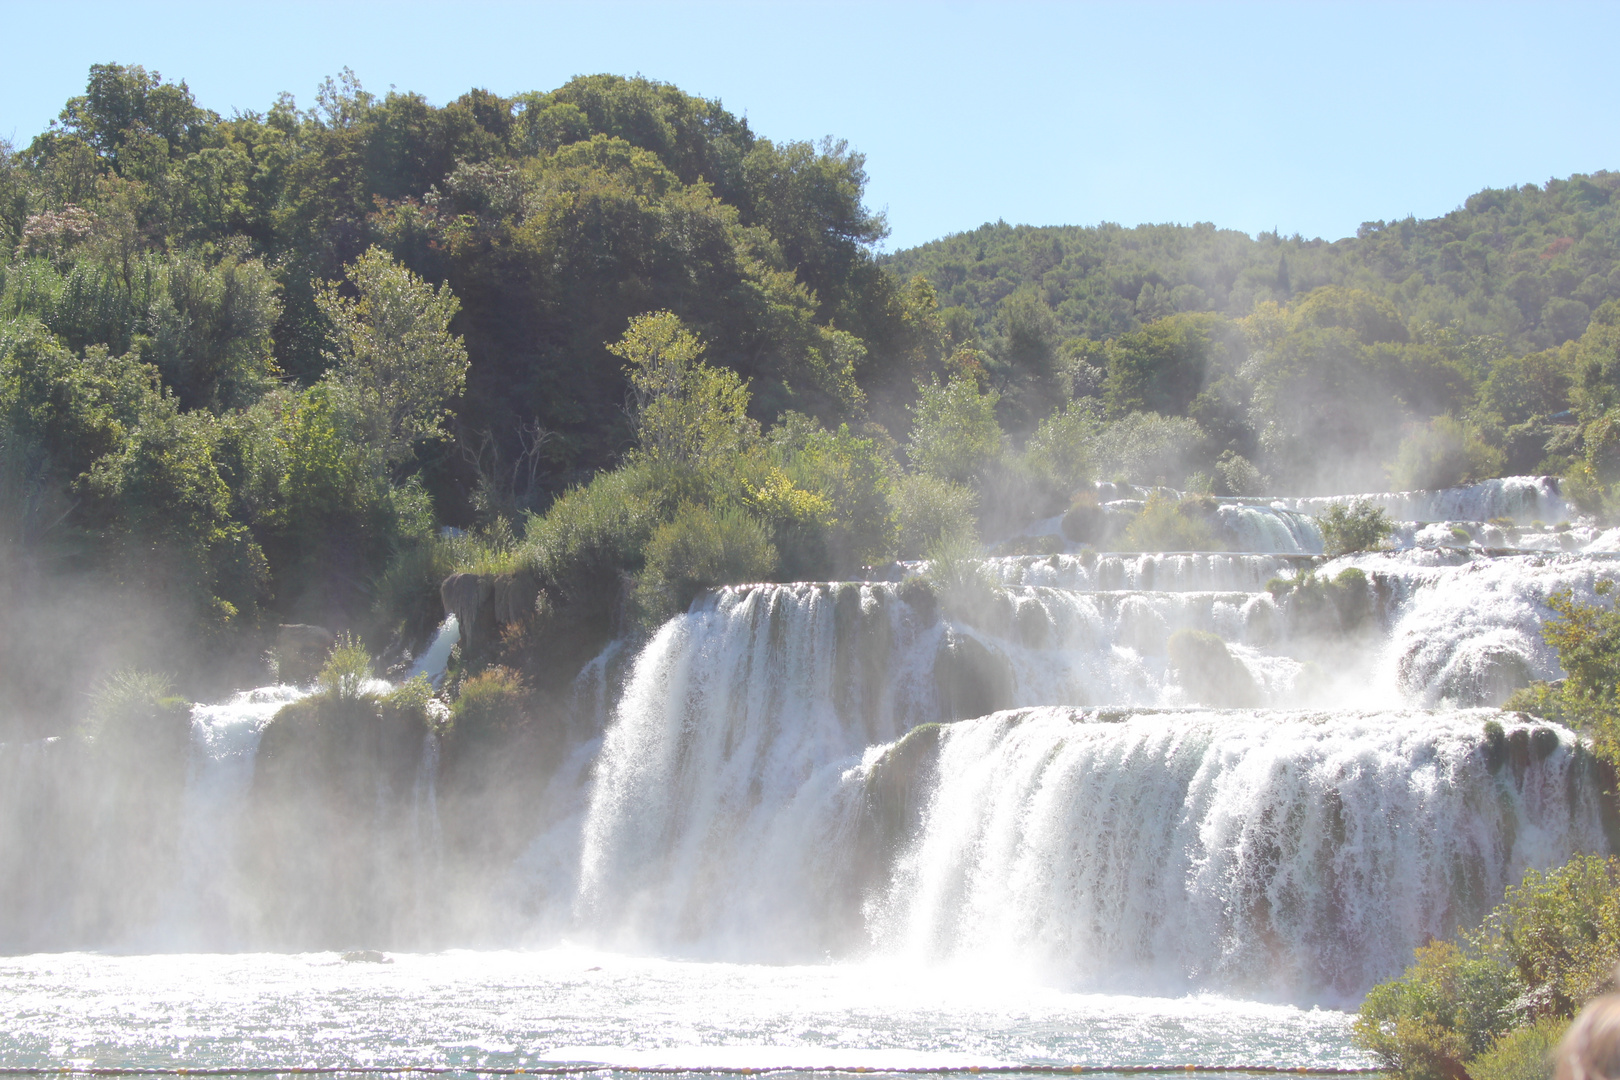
[{"xmin": 1, "ymin": 0, "xmax": 1617, "ymax": 251}]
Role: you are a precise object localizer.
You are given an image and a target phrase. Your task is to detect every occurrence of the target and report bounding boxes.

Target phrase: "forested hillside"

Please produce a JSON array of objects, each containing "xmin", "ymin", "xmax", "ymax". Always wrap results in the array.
[
  {"xmin": 7, "ymin": 63, "xmax": 1620, "ymax": 730},
  {"xmin": 0, "ymin": 65, "xmax": 941, "ymax": 721},
  {"xmin": 884, "ymin": 178, "xmax": 1620, "ymax": 354}
]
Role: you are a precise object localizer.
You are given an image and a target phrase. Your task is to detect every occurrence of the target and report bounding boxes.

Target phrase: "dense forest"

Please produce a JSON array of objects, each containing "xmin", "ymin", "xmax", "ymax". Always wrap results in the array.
[{"xmin": 6, "ymin": 63, "xmax": 1620, "ymax": 730}]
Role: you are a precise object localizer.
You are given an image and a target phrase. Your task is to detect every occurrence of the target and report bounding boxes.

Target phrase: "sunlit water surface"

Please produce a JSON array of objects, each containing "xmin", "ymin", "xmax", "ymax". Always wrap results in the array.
[{"xmin": 0, "ymin": 951, "xmax": 1368, "ymax": 1075}]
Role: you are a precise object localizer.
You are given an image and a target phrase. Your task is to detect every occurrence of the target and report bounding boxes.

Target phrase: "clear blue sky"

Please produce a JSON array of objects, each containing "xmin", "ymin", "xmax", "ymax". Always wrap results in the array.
[{"xmin": 2, "ymin": 0, "xmax": 1616, "ymax": 252}]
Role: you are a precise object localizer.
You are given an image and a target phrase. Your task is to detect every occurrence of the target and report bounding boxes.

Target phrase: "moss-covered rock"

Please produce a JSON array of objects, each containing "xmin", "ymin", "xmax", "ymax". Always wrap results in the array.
[
  {"xmin": 1168, "ymin": 629, "xmax": 1259, "ymax": 707},
  {"xmin": 933, "ymin": 632, "xmax": 1013, "ymax": 721},
  {"xmin": 245, "ymin": 689, "xmax": 431, "ymax": 949}
]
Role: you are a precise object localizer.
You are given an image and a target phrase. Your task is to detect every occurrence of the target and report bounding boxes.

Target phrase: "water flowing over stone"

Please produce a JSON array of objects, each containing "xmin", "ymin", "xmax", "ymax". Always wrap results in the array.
[
  {"xmin": 3, "ymin": 474, "xmax": 1616, "ymax": 1012},
  {"xmin": 1280, "ymin": 475, "xmax": 1568, "ymax": 526},
  {"xmin": 867, "ymin": 706, "xmax": 1606, "ymax": 1003}
]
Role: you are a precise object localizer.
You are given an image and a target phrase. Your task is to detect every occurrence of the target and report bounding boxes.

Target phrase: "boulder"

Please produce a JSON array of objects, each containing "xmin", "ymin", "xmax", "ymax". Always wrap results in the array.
[
  {"xmin": 933, "ymin": 632, "xmax": 1013, "ymax": 721},
  {"xmin": 276, "ymin": 623, "xmax": 335, "ymax": 686},
  {"xmin": 1168, "ymin": 628, "xmax": 1259, "ymax": 707},
  {"xmin": 440, "ymin": 572, "xmax": 495, "ymax": 649},
  {"xmin": 492, "ymin": 569, "xmax": 539, "ymax": 627}
]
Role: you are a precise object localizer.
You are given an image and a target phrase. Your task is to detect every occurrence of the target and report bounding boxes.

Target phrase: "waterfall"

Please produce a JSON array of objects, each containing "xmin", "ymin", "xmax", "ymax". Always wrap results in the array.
[
  {"xmin": 985, "ymin": 552, "xmax": 1309, "ymax": 591},
  {"xmin": 1217, "ymin": 505, "xmax": 1324, "ymax": 554},
  {"xmin": 1281, "ymin": 475, "xmax": 1568, "ymax": 526},
  {"xmin": 866, "ymin": 707, "xmax": 1606, "ymax": 1003},
  {"xmin": 575, "ymin": 584, "xmax": 927, "ymax": 957},
  {"xmin": 157, "ymin": 686, "xmax": 302, "ymax": 949},
  {"xmin": 571, "ymin": 499, "xmax": 1619, "ymax": 992},
  {"xmin": 6, "ymin": 475, "xmax": 1616, "ymax": 1005}
]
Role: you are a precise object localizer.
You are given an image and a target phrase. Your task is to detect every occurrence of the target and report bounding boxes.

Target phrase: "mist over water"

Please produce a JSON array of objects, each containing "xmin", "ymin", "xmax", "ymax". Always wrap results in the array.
[{"xmin": 3, "ymin": 474, "xmax": 1618, "ymax": 1071}]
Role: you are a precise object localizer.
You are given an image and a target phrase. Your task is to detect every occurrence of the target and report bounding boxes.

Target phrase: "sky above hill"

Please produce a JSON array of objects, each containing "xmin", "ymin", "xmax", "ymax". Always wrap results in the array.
[{"xmin": 2, "ymin": 0, "xmax": 1617, "ymax": 252}]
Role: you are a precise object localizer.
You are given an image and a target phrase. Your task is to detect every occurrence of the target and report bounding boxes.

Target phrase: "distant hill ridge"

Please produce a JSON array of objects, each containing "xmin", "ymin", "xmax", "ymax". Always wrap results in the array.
[{"xmin": 881, "ymin": 171, "xmax": 1620, "ymax": 355}]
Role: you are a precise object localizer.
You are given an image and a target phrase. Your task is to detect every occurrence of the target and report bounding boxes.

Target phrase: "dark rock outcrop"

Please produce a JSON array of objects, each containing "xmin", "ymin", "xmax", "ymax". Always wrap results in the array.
[{"xmin": 275, "ymin": 624, "xmax": 335, "ymax": 685}]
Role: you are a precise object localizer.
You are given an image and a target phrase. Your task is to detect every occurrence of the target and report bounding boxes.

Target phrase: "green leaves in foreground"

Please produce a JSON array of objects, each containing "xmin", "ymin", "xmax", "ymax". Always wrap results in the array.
[
  {"xmin": 1353, "ymin": 853, "xmax": 1620, "ymax": 1080},
  {"xmin": 1507, "ymin": 579, "xmax": 1620, "ymax": 766}
]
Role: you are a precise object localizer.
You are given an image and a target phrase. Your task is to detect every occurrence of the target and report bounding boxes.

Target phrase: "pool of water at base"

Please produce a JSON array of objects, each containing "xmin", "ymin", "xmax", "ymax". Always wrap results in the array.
[{"xmin": 0, "ymin": 951, "xmax": 1372, "ymax": 1077}]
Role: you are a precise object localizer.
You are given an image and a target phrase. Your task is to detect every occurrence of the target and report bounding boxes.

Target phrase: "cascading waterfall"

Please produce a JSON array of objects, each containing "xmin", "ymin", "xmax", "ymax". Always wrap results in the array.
[
  {"xmin": 575, "ymin": 583, "xmax": 930, "ymax": 957},
  {"xmin": 1281, "ymin": 475, "xmax": 1569, "ymax": 526},
  {"xmin": 984, "ymin": 552, "xmax": 1310, "ymax": 591},
  {"xmin": 1215, "ymin": 504, "xmax": 1324, "ymax": 554},
  {"xmin": 866, "ymin": 707, "xmax": 1606, "ymax": 1003},
  {"xmin": 4, "ymin": 478, "xmax": 1617, "ymax": 1009},
  {"xmin": 570, "ymin": 477, "xmax": 1620, "ymax": 998},
  {"xmin": 157, "ymin": 685, "xmax": 303, "ymax": 950}
]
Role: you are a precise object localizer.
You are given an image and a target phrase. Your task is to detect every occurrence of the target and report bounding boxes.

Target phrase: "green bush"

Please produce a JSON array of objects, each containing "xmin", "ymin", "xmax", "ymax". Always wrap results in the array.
[
  {"xmin": 1505, "ymin": 580, "xmax": 1620, "ymax": 765},
  {"xmin": 314, "ymin": 633, "xmax": 373, "ymax": 702},
  {"xmin": 83, "ymin": 668, "xmax": 191, "ymax": 751},
  {"xmin": 1354, "ymin": 856, "xmax": 1620, "ymax": 1080},
  {"xmin": 1265, "ymin": 567, "xmax": 1372, "ymax": 633},
  {"xmin": 892, "ymin": 472, "xmax": 979, "ymax": 559},
  {"xmin": 921, "ymin": 530, "xmax": 996, "ymax": 613},
  {"xmin": 1122, "ymin": 490, "xmax": 1222, "ymax": 551},
  {"xmin": 1318, "ymin": 498, "xmax": 1395, "ymax": 557},
  {"xmin": 517, "ymin": 459, "xmax": 681, "ymax": 600},
  {"xmin": 1356, "ymin": 939, "xmax": 1523, "ymax": 1080},
  {"xmin": 635, "ymin": 502, "xmax": 778, "ymax": 623},
  {"xmin": 1391, "ymin": 416, "xmax": 1505, "ymax": 491},
  {"xmin": 1469, "ymin": 1017, "xmax": 1568, "ymax": 1080},
  {"xmin": 765, "ymin": 412, "xmax": 897, "ymax": 577},
  {"xmin": 611, "ymin": 310, "xmax": 760, "ymax": 472},
  {"xmin": 1490, "ymin": 856, "xmax": 1620, "ymax": 1018},
  {"xmin": 908, "ymin": 373, "xmax": 1002, "ymax": 486},
  {"xmin": 1216, "ymin": 450, "xmax": 1266, "ymax": 496},
  {"xmin": 1016, "ymin": 403, "xmax": 1096, "ymax": 504},
  {"xmin": 449, "ymin": 665, "xmax": 530, "ymax": 742},
  {"xmin": 379, "ymin": 674, "xmax": 445, "ymax": 734},
  {"xmin": 1086, "ymin": 411, "xmax": 1205, "ymax": 486}
]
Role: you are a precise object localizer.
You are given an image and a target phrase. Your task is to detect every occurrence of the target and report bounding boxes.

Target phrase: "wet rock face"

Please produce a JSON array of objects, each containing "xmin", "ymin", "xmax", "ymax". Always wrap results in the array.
[
  {"xmin": 439, "ymin": 573, "xmax": 494, "ymax": 650},
  {"xmin": 275, "ymin": 624, "xmax": 334, "ymax": 685},
  {"xmin": 1056, "ymin": 501, "xmax": 1108, "ymax": 544},
  {"xmin": 933, "ymin": 632, "xmax": 1013, "ymax": 721},
  {"xmin": 1168, "ymin": 629, "xmax": 1258, "ymax": 707}
]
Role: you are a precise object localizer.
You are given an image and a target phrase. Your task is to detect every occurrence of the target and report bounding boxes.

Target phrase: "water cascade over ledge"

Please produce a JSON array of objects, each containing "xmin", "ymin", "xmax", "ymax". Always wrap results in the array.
[{"xmin": 1, "ymin": 476, "xmax": 1616, "ymax": 1015}]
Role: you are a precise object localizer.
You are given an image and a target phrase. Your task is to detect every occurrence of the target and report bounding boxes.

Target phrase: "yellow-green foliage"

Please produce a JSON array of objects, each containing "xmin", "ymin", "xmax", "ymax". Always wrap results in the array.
[
  {"xmin": 450, "ymin": 665, "xmax": 529, "ymax": 742},
  {"xmin": 1489, "ymin": 856, "xmax": 1620, "ymax": 1018},
  {"xmin": 1354, "ymin": 855, "xmax": 1620, "ymax": 1080},
  {"xmin": 765, "ymin": 412, "xmax": 897, "ymax": 576},
  {"xmin": 1469, "ymin": 1017, "xmax": 1569, "ymax": 1080},
  {"xmin": 379, "ymin": 674, "xmax": 444, "ymax": 734},
  {"xmin": 892, "ymin": 472, "xmax": 978, "ymax": 559},
  {"xmin": 1506, "ymin": 580, "xmax": 1620, "ymax": 766},
  {"xmin": 635, "ymin": 501, "xmax": 778, "ymax": 622},
  {"xmin": 1122, "ymin": 491, "xmax": 1222, "ymax": 551},
  {"xmin": 612, "ymin": 310, "xmax": 760, "ymax": 472},
  {"xmin": 1355, "ymin": 939, "xmax": 1522, "ymax": 1080},
  {"xmin": 314, "ymin": 633, "xmax": 373, "ymax": 702},
  {"xmin": 314, "ymin": 246, "xmax": 468, "ymax": 468}
]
